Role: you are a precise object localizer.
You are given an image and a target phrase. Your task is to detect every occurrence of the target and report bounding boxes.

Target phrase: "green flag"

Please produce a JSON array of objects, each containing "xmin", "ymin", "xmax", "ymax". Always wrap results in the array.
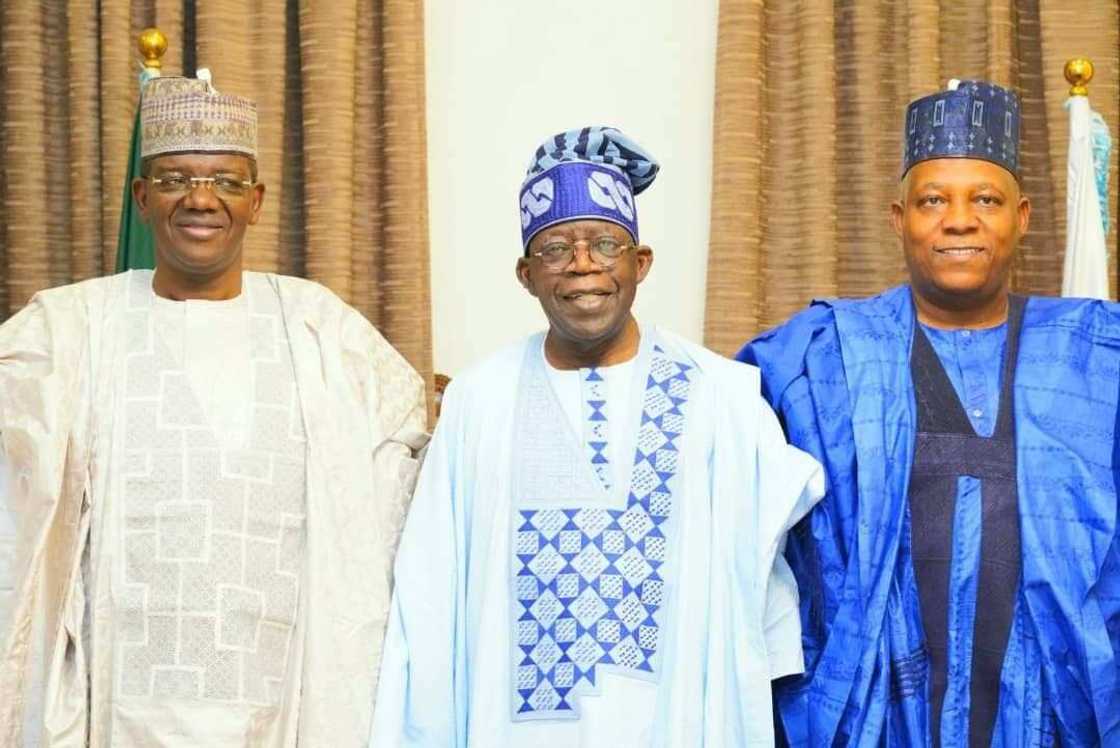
[{"xmin": 114, "ymin": 70, "xmax": 157, "ymax": 272}]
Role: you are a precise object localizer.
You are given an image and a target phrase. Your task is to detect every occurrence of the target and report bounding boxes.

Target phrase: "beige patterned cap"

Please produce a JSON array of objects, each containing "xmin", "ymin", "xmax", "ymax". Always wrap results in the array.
[{"xmin": 140, "ymin": 73, "xmax": 257, "ymax": 159}]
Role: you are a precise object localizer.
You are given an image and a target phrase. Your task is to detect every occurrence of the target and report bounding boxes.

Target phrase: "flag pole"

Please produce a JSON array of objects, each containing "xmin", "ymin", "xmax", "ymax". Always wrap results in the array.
[
  {"xmin": 1060, "ymin": 56, "xmax": 1112, "ymax": 299},
  {"xmin": 113, "ymin": 28, "xmax": 167, "ymax": 273}
]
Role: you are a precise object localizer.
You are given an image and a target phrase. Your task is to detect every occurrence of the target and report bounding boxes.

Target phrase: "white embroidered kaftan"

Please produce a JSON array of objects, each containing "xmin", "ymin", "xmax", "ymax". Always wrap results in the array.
[
  {"xmin": 0, "ymin": 270, "xmax": 426, "ymax": 747},
  {"xmin": 371, "ymin": 327, "xmax": 824, "ymax": 747}
]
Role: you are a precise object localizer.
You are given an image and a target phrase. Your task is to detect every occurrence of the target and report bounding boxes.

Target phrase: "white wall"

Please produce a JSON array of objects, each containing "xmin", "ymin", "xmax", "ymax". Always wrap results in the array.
[{"xmin": 425, "ymin": 0, "xmax": 720, "ymax": 375}]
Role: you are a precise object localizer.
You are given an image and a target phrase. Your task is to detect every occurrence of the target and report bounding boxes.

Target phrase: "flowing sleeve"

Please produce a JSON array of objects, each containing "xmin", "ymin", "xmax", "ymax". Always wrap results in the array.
[
  {"xmin": 369, "ymin": 380, "xmax": 467, "ymax": 747},
  {"xmin": 697, "ymin": 352, "xmax": 824, "ymax": 745},
  {"xmin": 0, "ymin": 463, "xmax": 14, "ymax": 668},
  {"xmin": 753, "ymin": 400, "xmax": 825, "ymax": 679},
  {"xmin": 0, "ymin": 459, "xmax": 13, "ymax": 638},
  {"xmin": 338, "ymin": 303, "xmax": 427, "ymax": 451},
  {"xmin": 740, "ymin": 306, "xmax": 861, "ymax": 742},
  {"xmin": 338, "ymin": 307, "xmax": 430, "ymax": 702},
  {"xmin": 0, "ymin": 292, "xmax": 88, "ymax": 745},
  {"xmin": 734, "ymin": 317, "xmax": 835, "ymax": 680}
]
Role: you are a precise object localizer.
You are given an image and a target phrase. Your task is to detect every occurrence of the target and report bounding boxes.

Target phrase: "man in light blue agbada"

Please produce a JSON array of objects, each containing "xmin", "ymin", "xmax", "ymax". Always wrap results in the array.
[
  {"xmin": 741, "ymin": 80, "xmax": 1120, "ymax": 746},
  {"xmin": 371, "ymin": 126, "xmax": 824, "ymax": 747}
]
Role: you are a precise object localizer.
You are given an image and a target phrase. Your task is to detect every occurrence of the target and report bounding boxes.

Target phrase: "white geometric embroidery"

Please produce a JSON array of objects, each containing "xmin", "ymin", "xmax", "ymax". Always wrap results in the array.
[
  {"xmin": 118, "ymin": 277, "xmax": 307, "ymax": 707},
  {"xmin": 527, "ymin": 545, "xmax": 565, "ymax": 584},
  {"xmin": 971, "ymin": 100, "xmax": 985, "ymax": 127},
  {"xmin": 573, "ymin": 508, "xmax": 612, "ymax": 538},
  {"xmin": 520, "ymin": 176, "xmax": 555, "ymax": 228},
  {"xmin": 529, "ymin": 592, "xmax": 564, "ymax": 629},
  {"xmin": 570, "ymin": 588, "xmax": 609, "ymax": 627},
  {"xmin": 571, "ymin": 543, "xmax": 609, "ymax": 581},
  {"xmin": 586, "ymin": 170, "xmax": 636, "ymax": 220},
  {"xmin": 530, "ymin": 509, "xmax": 567, "ymax": 539}
]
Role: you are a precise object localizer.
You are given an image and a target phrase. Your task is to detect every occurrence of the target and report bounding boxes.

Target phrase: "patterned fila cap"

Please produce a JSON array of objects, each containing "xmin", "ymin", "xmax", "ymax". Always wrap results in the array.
[{"xmin": 519, "ymin": 126, "xmax": 659, "ymax": 249}]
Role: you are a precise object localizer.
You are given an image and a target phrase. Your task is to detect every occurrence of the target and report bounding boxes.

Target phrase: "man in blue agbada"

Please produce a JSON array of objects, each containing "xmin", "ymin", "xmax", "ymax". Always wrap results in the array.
[
  {"xmin": 371, "ymin": 126, "xmax": 824, "ymax": 746},
  {"xmin": 740, "ymin": 80, "xmax": 1120, "ymax": 746}
]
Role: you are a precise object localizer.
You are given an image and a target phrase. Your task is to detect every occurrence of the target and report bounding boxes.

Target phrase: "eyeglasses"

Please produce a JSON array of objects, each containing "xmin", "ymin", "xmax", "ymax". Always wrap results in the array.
[
  {"xmin": 149, "ymin": 174, "xmax": 256, "ymax": 199},
  {"xmin": 529, "ymin": 237, "xmax": 633, "ymax": 271}
]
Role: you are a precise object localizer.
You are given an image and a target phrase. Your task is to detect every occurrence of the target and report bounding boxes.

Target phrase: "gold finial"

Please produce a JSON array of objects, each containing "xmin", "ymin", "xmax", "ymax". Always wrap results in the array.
[
  {"xmin": 1064, "ymin": 57, "xmax": 1094, "ymax": 97},
  {"xmin": 138, "ymin": 27, "xmax": 168, "ymax": 70}
]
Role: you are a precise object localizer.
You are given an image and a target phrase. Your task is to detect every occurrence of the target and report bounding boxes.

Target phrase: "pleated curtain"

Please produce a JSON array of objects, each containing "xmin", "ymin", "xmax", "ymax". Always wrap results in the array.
[
  {"xmin": 704, "ymin": 0, "xmax": 1120, "ymax": 355},
  {"xmin": 0, "ymin": 0, "xmax": 433, "ymax": 390}
]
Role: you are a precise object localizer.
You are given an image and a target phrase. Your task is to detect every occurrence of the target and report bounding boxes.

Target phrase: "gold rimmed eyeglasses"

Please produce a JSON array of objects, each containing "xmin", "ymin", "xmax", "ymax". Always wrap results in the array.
[
  {"xmin": 529, "ymin": 237, "xmax": 633, "ymax": 271},
  {"xmin": 149, "ymin": 174, "xmax": 256, "ymax": 199}
]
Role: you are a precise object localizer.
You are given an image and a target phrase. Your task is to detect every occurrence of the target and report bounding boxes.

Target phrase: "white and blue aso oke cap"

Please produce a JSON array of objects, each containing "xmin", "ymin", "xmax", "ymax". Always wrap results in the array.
[{"xmin": 519, "ymin": 126, "xmax": 659, "ymax": 249}]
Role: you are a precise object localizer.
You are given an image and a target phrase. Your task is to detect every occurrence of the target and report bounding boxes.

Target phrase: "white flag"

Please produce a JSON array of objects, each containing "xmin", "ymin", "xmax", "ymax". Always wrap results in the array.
[{"xmin": 1061, "ymin": 96, "xmax": 1110, "ymax": 299}]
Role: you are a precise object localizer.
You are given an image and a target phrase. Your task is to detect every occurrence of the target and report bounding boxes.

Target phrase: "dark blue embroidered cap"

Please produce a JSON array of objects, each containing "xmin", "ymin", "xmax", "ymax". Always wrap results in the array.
[
  {"xmin": 519, "ymin": 126, "xmax": 659, "ymax": 248},
  {"xmin": 903, "ymin": 80, "xmax": 1021, "ymax": 178}
]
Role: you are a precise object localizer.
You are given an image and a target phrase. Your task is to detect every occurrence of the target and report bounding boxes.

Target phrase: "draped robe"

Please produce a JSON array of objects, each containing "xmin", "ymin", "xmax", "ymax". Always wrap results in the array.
[
  {"xmin": 0, "ymin": 270, "xmax": 426, "ymax": 747},
  {"xmin": 740, "ymin": 286, "xmax": 1120, "ymax": 747},
  {"xmin": 372, "ymin": 327, "xmax": 824, "ymax": 747}
]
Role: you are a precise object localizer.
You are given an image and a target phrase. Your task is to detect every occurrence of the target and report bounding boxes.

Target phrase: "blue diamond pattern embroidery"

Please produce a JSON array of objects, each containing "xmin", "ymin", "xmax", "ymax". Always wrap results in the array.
[{"xmin": 513, "ymin": 345, "xmax": 693, "ymax": 717}]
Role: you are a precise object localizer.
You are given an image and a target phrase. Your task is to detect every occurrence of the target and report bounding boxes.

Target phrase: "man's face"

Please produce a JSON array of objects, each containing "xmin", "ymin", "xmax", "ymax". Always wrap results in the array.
[
  {"xmin": 516, "ymin": 219, "xmax": 653, "ymax": 349},
  {"xmin": 133, "ymin": 152, "xmax": 264, "ymax": 279},
  {"xmin": 891, "ymin": 158, "xmax": 1029, "ymax": 311}
]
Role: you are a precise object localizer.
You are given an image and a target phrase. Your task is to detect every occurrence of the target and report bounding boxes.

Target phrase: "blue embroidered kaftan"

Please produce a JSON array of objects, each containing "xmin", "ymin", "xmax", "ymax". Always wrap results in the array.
[{"xmin": 740, "ymin": 286, "xmax": 1120, "ymax": 747}]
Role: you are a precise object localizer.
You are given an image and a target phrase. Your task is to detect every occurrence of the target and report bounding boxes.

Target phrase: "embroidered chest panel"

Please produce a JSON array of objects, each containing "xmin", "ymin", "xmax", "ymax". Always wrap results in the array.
[
  {"xmin": 116, "ymin": 276, "xmax": 307, "ymax": 707},
  {"xmin": 512, "ymin": 343, "xmax": 693, "ymax": 719}
]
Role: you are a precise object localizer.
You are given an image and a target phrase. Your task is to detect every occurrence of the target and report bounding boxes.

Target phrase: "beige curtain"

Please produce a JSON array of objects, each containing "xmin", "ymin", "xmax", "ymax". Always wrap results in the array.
[
  {"xmin": 0, "ymin": 0, "xmax": 433, "ymax": 391},
  {"xmin": 704, "ymin": 0, "xmax": 1120, "ymax": 355}
]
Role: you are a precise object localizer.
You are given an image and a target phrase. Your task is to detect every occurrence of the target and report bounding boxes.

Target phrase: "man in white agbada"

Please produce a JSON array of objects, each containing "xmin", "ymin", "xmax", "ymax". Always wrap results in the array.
[
  {"xmin": 0, "ymin": 74, "xmax": 426, "ymax": 746},
  {"xmin": 371, "ymin": 126, "xmax": 824, "ymax": 747}
]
